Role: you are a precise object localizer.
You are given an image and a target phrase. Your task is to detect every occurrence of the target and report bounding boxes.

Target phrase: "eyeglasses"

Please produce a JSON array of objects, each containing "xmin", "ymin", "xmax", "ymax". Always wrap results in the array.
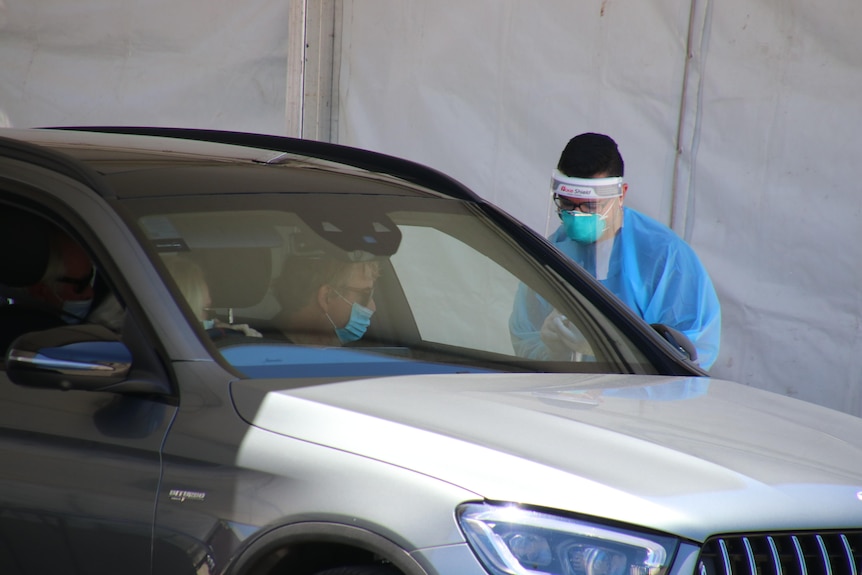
[
  {"xmin": 57, "ymin": 268, "xmax": 96, "ymax": 294},
  {"xmin": 553, "ymin": 195, "xmax": 614, "ymax": 214},
  {"xmin": 336, "ymin": 286, "xmax": 375, "ymax": 307}
]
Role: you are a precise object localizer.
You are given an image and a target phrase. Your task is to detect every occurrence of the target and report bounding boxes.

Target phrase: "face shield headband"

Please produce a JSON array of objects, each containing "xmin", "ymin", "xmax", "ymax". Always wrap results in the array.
[{"xmin": 551, "ymin": 169, "xmax": 623, "ymax": 199}]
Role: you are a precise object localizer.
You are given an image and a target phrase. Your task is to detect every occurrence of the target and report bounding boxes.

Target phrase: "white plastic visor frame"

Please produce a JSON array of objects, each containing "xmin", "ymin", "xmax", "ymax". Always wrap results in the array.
[{"xmin": 551, "ymin": 169, "xmax": 623, "ymax": 199}]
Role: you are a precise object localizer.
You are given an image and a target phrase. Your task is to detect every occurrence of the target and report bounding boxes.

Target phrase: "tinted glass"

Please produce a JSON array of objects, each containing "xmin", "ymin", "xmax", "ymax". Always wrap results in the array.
[{"xmin": 121, "ymin": 192, "xmax": 657, "ymax": 379}]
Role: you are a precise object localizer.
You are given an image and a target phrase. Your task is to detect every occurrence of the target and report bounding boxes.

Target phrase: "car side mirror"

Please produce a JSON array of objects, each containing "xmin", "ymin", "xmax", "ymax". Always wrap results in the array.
[
  {"xmin": 651, "ymin": 323, "xmax": 698, "ymax": 364},
  {"xmin": 6, "ymin": 324, "xmax": 135, "ymax": 392}
]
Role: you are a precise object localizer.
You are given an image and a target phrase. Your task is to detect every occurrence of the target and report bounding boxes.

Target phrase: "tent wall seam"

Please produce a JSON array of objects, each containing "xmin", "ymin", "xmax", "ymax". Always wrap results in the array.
[
  {"xmin": 672, "ymin": 0, "xmax": 712, "ymax": 241},
  {"xmin": 285, "ymin": 0, "xmax": 308, "ymax": 137}
]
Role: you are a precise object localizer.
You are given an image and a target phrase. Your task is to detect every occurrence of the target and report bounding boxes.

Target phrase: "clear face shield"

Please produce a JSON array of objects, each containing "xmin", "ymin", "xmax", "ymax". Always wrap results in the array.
[{"xmin": 545, "ymin": 170, "xmax": 624, "ymax": 243}]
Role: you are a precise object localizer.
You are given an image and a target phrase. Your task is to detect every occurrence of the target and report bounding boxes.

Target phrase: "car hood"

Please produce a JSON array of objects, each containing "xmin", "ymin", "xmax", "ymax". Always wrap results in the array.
[{"xmin": 231, "ymin": 372, "xmax": 862, "ymax": 540}]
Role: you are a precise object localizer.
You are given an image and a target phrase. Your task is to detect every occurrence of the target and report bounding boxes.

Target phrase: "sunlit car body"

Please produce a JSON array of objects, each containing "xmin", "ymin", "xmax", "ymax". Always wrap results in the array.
[{"xmin": 0, "ymin": 127, "xmax": 859, "ymax": 575}]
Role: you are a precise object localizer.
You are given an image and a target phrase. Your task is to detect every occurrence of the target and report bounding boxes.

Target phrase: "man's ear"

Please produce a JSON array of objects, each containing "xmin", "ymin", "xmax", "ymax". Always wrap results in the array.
[
  {"xmin": 316, "ymin": 284, "xmax": 333, "ymax": 311},
  {"xmin": 620, "ymin": 183, "xmax": 629, "ymax": 205}
]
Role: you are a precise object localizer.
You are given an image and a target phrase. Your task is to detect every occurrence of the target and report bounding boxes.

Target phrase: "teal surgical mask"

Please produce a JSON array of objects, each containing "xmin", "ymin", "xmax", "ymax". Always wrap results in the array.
[
  {"xmin": 560, "ymin": 210, "xmax": 608, "ymax": 244},
  {"xmin": 328, "ymin": 291, "xmax": 375, "ymax": 343}
]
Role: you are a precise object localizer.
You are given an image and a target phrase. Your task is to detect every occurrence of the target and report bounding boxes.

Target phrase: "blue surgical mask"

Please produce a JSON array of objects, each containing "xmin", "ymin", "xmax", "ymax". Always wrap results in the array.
[
  {"xmin": 328, "ymin": 292, "xmax": 374, "ymax": 344},
  {"xmin": 62, "ymin": 299, "xmax": 93, "ymax": 324},
  {"xmin": 560, "ymin": 210, "xmax": 608, "ymax": 244}
]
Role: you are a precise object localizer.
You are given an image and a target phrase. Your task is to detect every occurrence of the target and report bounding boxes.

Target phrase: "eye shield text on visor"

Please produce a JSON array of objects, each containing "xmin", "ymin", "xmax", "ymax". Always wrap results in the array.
[{"xmin": 551, "ymin": 169, "xmax": 623, "ymax": 200}]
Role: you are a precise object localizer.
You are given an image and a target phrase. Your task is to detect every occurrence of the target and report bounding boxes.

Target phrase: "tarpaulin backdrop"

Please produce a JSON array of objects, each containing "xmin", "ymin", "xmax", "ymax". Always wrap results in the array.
[
  {"xmin": 2, "ymin": 0, "xmax": 861, "ymax": 415},
  {"xmin": 0, "ymin": 0, "xmax": 289, "ymax": 132}
]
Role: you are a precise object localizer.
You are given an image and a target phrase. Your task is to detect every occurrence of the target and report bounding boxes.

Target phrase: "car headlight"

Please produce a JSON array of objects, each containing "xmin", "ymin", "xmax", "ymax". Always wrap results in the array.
[{"xmin": 458, "ymin": 503, "xmax": 679, "ymax": 575}]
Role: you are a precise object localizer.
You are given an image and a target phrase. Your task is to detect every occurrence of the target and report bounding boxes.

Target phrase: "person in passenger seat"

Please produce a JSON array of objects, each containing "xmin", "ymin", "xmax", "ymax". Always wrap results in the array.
[
  {"xmin": 273, "ymin": 256, "xmax": 379, "ymax": 347},
  {"xmin": 163, "ymin": 256, "xmax": 262, "ymax": 338}
]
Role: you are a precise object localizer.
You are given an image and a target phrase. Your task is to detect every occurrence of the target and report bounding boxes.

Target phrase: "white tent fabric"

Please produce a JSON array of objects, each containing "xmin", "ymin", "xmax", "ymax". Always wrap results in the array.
[
  {"xmin": 0, "ymin": 0, "xmax": 290, "ymax": 133},
  {"xmin": 1, "ymin": 0, "xmax": 861, "ymax": 415}
]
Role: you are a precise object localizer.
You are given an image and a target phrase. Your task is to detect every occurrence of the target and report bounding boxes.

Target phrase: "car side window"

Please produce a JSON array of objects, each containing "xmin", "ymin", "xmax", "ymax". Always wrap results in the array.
[{"xmin": 0, "ymin": 206, "xmax": 124, "ymax": 363}]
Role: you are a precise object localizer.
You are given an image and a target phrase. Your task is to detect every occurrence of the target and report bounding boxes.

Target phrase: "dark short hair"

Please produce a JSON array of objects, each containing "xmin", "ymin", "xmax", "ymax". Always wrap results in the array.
[
  {"xmin": 274, "ymin": 257, "xmax": 380, "ymax": 315},
  {"xmin": 557, "ymin": 133, "xmax": 624, "ymax": 178}
]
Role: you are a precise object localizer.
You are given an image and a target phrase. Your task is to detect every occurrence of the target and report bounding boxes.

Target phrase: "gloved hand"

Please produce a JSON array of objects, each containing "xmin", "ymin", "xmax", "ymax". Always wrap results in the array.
[
  {"xmin": 215, "ymin": 319, "xmax": 263, "ymax": 338},
  {"xmin": 540, "ymin": 310, "xmax": 591, "ymax": 358}
]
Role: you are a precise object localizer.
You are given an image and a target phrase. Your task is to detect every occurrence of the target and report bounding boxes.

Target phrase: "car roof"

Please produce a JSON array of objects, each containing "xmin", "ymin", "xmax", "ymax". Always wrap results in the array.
[{"xmin": 0, "ymin": 127, "xmax": 479, "ymax": 201}]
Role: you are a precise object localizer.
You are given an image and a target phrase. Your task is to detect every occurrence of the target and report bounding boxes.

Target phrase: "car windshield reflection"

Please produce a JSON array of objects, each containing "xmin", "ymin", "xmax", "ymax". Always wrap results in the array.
[{"xmin": 124, "ymin": 192, "xmax": 658, "ymax": 379}]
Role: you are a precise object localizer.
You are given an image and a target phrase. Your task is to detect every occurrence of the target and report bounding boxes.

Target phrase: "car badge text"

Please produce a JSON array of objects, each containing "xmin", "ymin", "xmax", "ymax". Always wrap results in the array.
[{"xmin": 169, "ymin": 489, "xmax": 206, "ymax": 502}]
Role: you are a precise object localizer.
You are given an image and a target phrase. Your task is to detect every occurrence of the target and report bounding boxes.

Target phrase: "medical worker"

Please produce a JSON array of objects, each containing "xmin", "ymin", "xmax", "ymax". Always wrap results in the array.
[{"xmin": 510, "ymin": 133, "xmax": 721, "ymax": 369}]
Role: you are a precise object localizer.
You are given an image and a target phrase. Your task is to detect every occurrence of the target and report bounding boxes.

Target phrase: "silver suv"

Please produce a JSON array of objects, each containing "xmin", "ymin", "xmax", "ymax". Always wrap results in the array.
[{"xmin": 0, "ymin": 127, "xmax": 859, "ymax": 575}]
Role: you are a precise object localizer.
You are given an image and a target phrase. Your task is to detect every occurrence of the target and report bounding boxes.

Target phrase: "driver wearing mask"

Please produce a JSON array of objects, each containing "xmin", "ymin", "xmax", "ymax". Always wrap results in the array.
[
  {"xmin": 0, "ymin": 228, "xmax": 101, "ymax": 358},
  {"xmin": 28, "ymin": 229, "xmax": 97, "ymax": 324}
]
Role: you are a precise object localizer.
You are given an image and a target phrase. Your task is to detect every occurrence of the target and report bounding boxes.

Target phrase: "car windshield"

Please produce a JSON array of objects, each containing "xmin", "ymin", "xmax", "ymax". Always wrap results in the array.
[{"xmin": 120, "ymin": 191, "xmax": 658, "ymax": 379}]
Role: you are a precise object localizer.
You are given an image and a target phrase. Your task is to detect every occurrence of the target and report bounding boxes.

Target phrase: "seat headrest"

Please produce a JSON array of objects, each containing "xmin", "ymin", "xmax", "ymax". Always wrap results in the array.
[
  {"xmin": 0, "ymin": 209, "xmax": 52, "ymax": 287},
  {"xmin": 192, "ymin": 248, "xmax": 272, "ymax": 309}
]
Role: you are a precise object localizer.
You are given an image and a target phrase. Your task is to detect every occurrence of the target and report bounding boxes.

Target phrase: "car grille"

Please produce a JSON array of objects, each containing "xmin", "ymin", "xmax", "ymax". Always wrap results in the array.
[{"xmin": 697, "ymin": 532, "xmax": 862, "ymax": 575}]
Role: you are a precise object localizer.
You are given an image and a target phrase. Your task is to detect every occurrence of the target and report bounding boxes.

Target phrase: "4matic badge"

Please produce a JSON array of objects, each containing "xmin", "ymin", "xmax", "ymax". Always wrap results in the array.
[{"xmin": 169, "ymin": 489, "xmax": 206, "ymax": 502}]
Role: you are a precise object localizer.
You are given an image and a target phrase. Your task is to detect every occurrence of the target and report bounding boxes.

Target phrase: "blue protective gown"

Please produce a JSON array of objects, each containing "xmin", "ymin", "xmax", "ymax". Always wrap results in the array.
[{"xmin": 510, "ymin": 207, "xmax": 721, "ymax": 369}]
